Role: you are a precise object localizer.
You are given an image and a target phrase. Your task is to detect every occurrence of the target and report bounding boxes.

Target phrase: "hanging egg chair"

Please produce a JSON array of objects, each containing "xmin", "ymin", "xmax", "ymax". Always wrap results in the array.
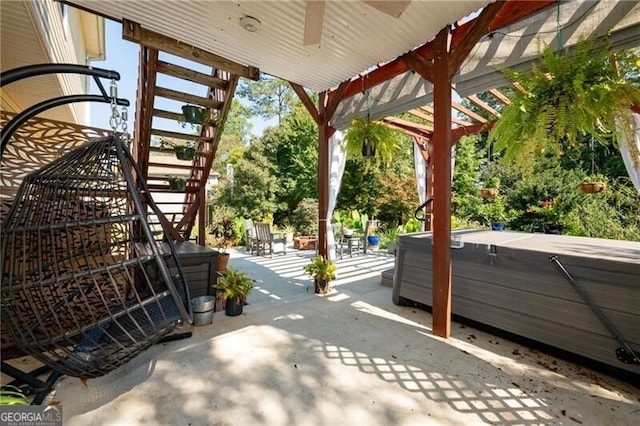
[{"xmin": 1, "ymin": 134, "xmax": 192, "ymax": 378}]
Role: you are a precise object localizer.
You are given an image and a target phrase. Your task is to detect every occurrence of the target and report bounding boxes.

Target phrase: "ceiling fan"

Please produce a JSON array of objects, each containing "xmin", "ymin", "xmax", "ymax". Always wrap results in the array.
[{"xmin": 303, "ymin": 0, "xmax": 411, "ymax": 45}]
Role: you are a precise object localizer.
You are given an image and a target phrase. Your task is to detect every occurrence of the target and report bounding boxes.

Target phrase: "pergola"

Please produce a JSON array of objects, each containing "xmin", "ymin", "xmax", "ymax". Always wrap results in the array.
[{"xmin": 63, "ymin": 0, "xmax": 640, "ymax": 338}]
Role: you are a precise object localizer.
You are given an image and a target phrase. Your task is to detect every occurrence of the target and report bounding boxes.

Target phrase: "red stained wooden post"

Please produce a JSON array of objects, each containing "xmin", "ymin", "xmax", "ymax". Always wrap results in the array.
[{"xmin": 431, "ymin": 28, "xmax": 453, "ymax": 338}]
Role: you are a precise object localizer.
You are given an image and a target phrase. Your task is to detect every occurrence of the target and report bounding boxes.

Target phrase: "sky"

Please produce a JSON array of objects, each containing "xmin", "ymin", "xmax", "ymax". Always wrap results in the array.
[{"xmin": 89, "ymin": 20, "xmax": 272, "ymax": 137}]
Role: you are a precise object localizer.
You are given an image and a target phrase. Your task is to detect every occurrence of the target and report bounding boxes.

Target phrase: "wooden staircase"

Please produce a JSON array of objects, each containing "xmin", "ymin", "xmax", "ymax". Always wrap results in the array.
[{"xmin": 123, "ymin": 20, "xmax": 259, "ymax": 244}]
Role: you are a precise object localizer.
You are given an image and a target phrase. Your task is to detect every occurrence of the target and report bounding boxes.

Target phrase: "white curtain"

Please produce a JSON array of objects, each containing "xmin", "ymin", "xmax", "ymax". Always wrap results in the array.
[
  {"xmin": 620, "ymin": 112, "xmax": 640, "ymax": 193},
  {"xmin": 327, "ymin": 131, "xmax": 347, "ymax": 260}
]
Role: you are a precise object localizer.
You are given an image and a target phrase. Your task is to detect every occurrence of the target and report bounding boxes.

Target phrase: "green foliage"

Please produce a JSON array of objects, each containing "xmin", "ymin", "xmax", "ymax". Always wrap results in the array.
[
  {"xmin": 400, "ymin": 217, "xmax": 421, "ymax": 233},
  {"xmin": 336, "ymin": 159, "xmax": 383, "ymax": 215},
  {"xmin": 452, "ymin": 135, "xmax": 484, "ymax": 220},
  {"xmin": 375, "ymin": 172, "xmax": 417, "ymax": 228},
  {"xmin": 292, "ymin": 198, "xmax": 318, "ymax": 236},
  {"xmin": 216, "ymin": 153, "xmax": 279, "ymax": 219},
  {"xmin": 303, "ymin": 255, "xmax": 337, "ymax": 281},
  {"xmin": 207, "ymin": 205, "xmax": 239, "ymax": 251},
  {"xmin": 478, "ymin": 196, "xmax": 507, "ymax": 225},
  {"xmin": 258, "ymin": 104, "xmax": 319, "ymax": 220},
  {"xmin": 333, "ymin": 209, "xmax": 368, "ymax": 234},
  {"xmin": 344, "ymin": 118, "xmax": 403, "ymax": 167},
  {"xmin": 489, "ymin": 36, "xmax": 640, "ymax": 166},
  {"xmin": 0, "ymin": 386, "xmax": 29, "ymax": 405},
  {"xmin": 213, "ymin": 267, "xmax": 253, "ymax": 304},
  {"xmin": 237, "ymin": 74, "xmax": 299, "ymax": 123},
  {"xmin": 378, "ymin": 225, "xmax": 401, "ymax": 249}
]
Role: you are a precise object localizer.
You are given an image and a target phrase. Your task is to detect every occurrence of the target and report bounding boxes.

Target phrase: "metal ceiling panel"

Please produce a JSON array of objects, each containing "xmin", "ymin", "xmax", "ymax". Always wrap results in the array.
[{"xmin": 66, "ymin": 0, "xmax": 491, "ymax": 92}]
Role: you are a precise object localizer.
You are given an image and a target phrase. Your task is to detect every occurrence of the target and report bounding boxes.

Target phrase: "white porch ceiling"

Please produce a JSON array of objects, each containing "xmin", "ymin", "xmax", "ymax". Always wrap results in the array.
[{"xmin": 65, "ymin": 0, "xmax": 491, "ymax": 92}]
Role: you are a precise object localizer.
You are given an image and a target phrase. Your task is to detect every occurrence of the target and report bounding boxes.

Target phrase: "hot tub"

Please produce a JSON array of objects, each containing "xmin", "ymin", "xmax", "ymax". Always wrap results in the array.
[{"xmin": 392, "ymin": 229, "xmax": 640, "ymax": 375}]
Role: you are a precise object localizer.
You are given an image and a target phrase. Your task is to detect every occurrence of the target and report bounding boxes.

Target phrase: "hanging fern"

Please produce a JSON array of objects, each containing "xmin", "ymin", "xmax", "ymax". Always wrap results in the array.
[
  {"xmin": 344, "ymin": 118, "xmax": 402, "ymax": 167},
  {"xmin": 489, "ymin": 36, "xmax": 640, "ymax": 166}
]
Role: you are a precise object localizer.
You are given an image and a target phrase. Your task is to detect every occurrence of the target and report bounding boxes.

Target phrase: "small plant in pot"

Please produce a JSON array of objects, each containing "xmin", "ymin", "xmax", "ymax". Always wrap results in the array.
[
  {"xmin": 303, "ymin": 255, "xmax": 337, "ymax": 295},
  {"xmin": 167, "ymin": 175, "xmax": 187, "ymax": 191},
  {"xmin": 213, "ymin": 267, "xmax": 253, "ymax": 316},
  {"xmin": 174, "ymin": 142, "xmax": 196, "ymax": 161},
  {"xmin": 180, "ymin": 104, "xmax": 207, "ymax": 129},
  {"xmin": 208, "ymin": 206, "xmax": 238, "ymax": 271}
]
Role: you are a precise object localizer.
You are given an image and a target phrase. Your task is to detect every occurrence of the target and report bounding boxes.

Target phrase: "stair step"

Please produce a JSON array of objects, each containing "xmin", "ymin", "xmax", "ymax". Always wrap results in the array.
[
  {"xmin": 155, "ymin": 87, "xmax": 223, "ymax": 110},
  {"xmin": 153, "ymin": 108, "xmax": 218, "ymax": 126},
  {"xmin": 156, "ymin": 61, "xmax": 229, "ymax": 90},
  {"xmin": 150, "ymin": 128, "xmax": 212, "ymax": 142},
  {"xmin": 147, "ymin": 162, "xmax": 205, "ymax": 171}
]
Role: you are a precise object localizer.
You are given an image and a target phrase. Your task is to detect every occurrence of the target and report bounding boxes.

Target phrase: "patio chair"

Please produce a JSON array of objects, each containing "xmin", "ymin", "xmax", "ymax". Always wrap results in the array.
[
  {"xmin": 244, "ymin": 218, "xmax": 257, "ymax": 253},
  {"xmin": 1, "ymin": 135, "xmax": 192, "ymax": 379},
  {"xmin": 254, "ymin": 222, "xmax": 286, "ymax": 258}
]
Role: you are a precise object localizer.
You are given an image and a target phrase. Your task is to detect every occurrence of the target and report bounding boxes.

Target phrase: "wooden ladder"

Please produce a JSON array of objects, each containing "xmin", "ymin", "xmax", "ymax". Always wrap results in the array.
[{"xmin": 123, "ymin": 20, "xmax": 259, "ymax": 244}]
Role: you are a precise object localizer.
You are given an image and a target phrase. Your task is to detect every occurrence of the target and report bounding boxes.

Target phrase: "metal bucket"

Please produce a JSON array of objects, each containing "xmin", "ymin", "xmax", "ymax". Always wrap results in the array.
[{"xmin": 191, "ymin": 296, "xmax": 215, "ymax": 326}]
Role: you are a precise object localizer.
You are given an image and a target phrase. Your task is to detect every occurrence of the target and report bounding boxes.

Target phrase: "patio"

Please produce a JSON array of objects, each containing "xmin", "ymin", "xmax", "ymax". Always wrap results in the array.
[{"xmin": 42, "ymin": 247, "xmax": 639, "ymax": 425}]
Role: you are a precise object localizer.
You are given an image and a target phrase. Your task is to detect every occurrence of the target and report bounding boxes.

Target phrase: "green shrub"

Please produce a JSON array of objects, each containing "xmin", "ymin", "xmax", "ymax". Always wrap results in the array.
[{"xmin": 292, "ymin": 198, "xmax": 318, "ymax": 236}]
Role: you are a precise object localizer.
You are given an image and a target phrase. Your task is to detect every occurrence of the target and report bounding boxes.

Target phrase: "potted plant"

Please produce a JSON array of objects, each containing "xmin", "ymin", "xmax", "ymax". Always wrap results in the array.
[
  {"xmin": 281, "ymin": 223, "xmax": 295, "ymax": 244},
  {"xmin": 482, "ymin": 196, "xmax": 507, "ymax": 230},
  {"xmin": 489, "ymin": 36, "xmax": 640, "ymax": 167},
  {"xmin": 213, "ymin": 267, "xmax": 253, "ymax": 316},
  {"xmin": 167, "ymin": 175, "xmax": 186, "ymax": 191},
  {"xmin": 479, "ymin": 177, "xmax": 500, "ymax": 199},
  {"xmin": 208, "ymin": 206, "xmax": 238, "ymax": 270},
  {"xmin": 303, "ymin": 255, "xmax": 337, "ymax": 294},
  {"xmin": 344, "ymin": 118, "xmax": 402, "ymax": 167},
  {"xmin": 180, "ymin": 104, "xmax": 207, "ymax": 128},
  {"xmin": 379, "ymin": 226, "xmax": 400, "ymax": 254},
  {"xmin": 174, "ymin": 142, "xmax": 196, "ymax": 161}
]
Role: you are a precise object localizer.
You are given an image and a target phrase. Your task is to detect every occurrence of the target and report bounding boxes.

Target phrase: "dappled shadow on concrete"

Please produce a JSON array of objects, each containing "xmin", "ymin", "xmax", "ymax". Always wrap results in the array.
[{"xmin": 54, "ymin": 248, "xmax": 639, "ymax": 425}]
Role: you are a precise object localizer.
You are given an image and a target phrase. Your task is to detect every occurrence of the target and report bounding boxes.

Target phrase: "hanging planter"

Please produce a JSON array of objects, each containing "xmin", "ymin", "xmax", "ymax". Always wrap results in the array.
[
  {"xmin": 361, "ymin": 139, "xmax": 376, "ymax": 158},
  {"xmin": 345, "ymin": 118, "xmax": 401, "ymax": 166},
  {"xmin": 167, "ymin": 176, "xmax": 186, "ymax": 191},
  {"xmin": 174, "ymin": 145, "xmax": 196, "ymax": 161},
  {"xmin": 488, "ymin": 36, "xmax": 640, "ymax": 166},
  {"xmin": 479, "ymin": 188, "xmax": 499, "ymax": 198},
  {"xmin": 181, "ymin": 105, "xmax": 206, "ymax": 126},
  {"xmin": 579, "ymin": 182, "xmax": 607, "ymax": 194}
]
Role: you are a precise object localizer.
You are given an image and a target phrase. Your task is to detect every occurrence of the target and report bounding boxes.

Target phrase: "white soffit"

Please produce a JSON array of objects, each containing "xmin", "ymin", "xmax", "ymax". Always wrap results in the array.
[{"xmin": 65, "ymin": 0, "xmax": 491, "ymax": 92}]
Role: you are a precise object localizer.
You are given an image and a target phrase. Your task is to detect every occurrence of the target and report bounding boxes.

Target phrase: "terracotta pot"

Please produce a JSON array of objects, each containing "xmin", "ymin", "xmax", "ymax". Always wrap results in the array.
[
  {"xmin": 216, "ymin": 252, "xmax": 230, "ymax": 271},
  {"xmin": 579, "ymin": 182, "xmax": 607, "ymax": 194},
  {"xmin": 294, "ymin": 236, "xmax": 316, "ymax": 250},
  {"xmin": 479, "ymin": 188, "xmax": 499, "ymax": 198}
]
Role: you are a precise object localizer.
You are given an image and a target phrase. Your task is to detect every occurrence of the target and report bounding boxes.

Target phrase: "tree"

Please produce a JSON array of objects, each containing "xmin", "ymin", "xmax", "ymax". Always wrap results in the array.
[
  {"xmin": 213, "ymin": 99, "xmax": 252, "ymax": 174},
  {"xmin": 216, "ymin": 152, "xmax": 279, "ymax": 220},
  {"xmin": 451, "ymin": 135, "xmax": 484, "ymax": 221},
  {"xmin": 249, "ymin": 103, "xmax": 319, "ymax": 223},
  {"xmin": 237, "ymin": 74, "xmax": 298, "ymax": 123}
]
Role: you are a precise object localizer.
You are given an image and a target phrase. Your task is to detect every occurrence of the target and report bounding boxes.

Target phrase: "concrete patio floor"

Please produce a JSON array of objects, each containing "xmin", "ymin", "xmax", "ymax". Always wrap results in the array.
[{"xmin": 46, "ymin": 247, "xmax": 639, "ymax": 425}]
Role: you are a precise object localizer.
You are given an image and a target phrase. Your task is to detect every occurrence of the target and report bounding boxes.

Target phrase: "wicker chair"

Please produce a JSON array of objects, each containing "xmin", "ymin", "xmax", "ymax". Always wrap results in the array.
[{"xmin": 1, "ymin": 135, "xmax": 192, "ymax": 379}]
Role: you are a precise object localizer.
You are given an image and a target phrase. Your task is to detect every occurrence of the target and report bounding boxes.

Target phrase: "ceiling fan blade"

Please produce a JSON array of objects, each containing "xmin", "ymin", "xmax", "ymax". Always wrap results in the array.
[
  {"xmin": 361, "ymin": 1, "xmax": 411, "ymax": 18},
  {"xmin": 303, "ymin": 0, "xmax": 325, "ymax": 46}
]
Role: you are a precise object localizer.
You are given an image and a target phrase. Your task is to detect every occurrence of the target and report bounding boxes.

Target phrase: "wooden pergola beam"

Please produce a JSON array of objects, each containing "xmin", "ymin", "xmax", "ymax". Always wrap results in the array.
[
  {"xmin": 489, "ymin": 88, "xmax": 512, "ymax": 106},
  {"xmin": 122, "ymin": 19, "xmax": 259, "ymax": 80},
  {"xmin": 290, "ymin": 82, "xmax": 320, "ymax": 125},
  {"xmin": 448, "ymin": 1, "xmax": 507, "ymax": 76},
  {"xmin": 452, "ymin": 100, "xmax": 487, "ymax": 123},
  {"xmin": 339, "ymin": 1, "xmax": 556, "ymax": 100},
  {"xmin": 466, "ymin": 94, "xmax": 500, "ymax": 117},
  {"xmin": 381, "ymin": 116, "xmax": 433, "ymax": 135}
]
